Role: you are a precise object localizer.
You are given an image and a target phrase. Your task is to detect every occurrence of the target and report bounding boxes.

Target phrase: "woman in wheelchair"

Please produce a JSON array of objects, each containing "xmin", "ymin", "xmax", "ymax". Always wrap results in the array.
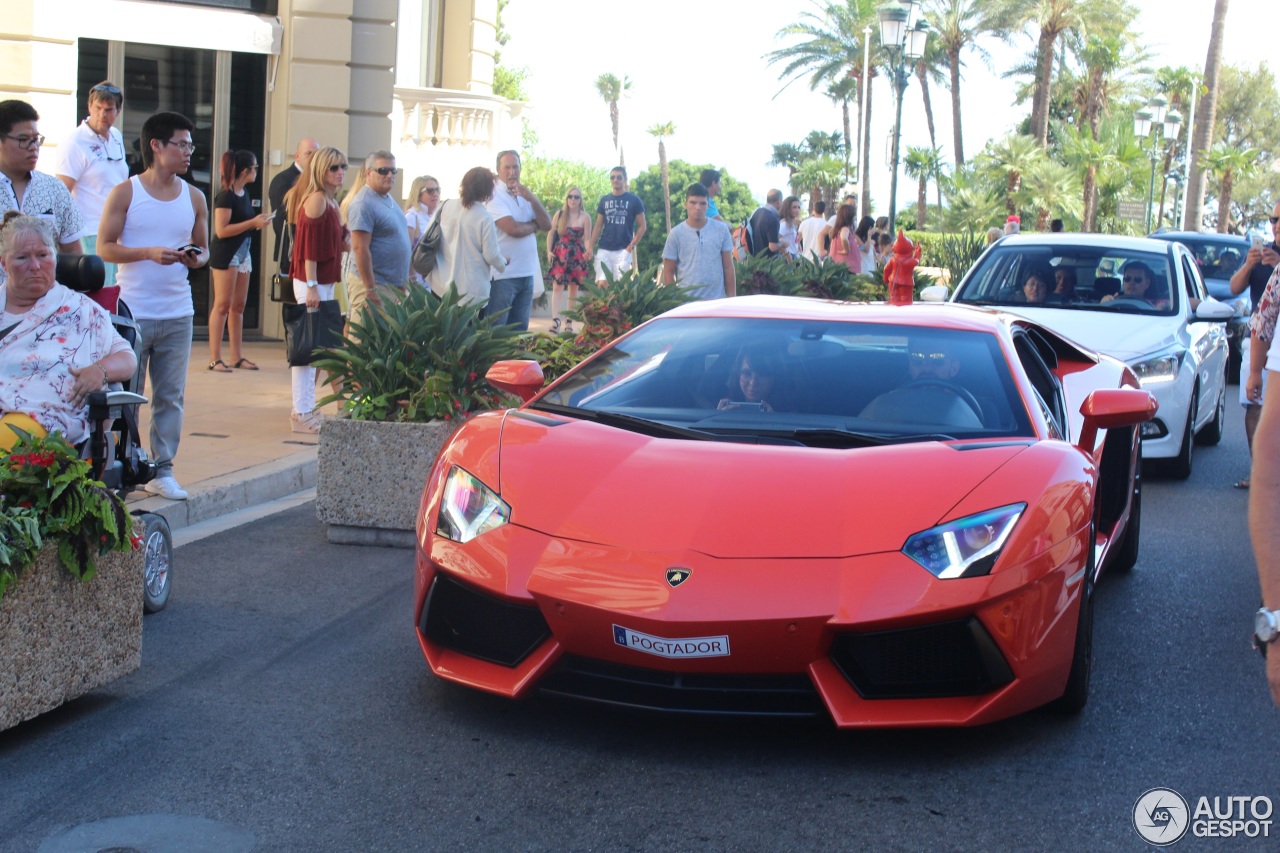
[{"xmin": 0, "ymin": 212, "xmax": 136, "ymax": 450}]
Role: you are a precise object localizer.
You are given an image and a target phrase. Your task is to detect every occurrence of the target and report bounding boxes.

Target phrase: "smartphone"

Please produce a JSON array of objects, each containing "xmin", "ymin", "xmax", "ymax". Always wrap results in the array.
[
  {"xmin": 1254, "ymin": 235, "xmax": 1267, "ymax": 251},
  {"xmin": 176, "ymin": 243, "xmax": 201, "ymax": 257},
  {"xmin": 724, "ymin": 401, "xmax": 765, "ymax": 411}
]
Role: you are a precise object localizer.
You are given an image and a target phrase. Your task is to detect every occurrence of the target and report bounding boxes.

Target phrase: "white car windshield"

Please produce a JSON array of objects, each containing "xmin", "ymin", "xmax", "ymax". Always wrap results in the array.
[
  {"xmin": 956, "ymin": 246, "xmax": 1178, "ymax": 316},
  {"xmin": 534, "ymin": 318, "xmax": 1036, "ymax": 445}
]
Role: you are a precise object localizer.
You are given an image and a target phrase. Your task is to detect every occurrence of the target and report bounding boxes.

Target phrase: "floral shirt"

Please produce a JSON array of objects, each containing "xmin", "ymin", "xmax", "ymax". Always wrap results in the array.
[
  {"xmin": 0, "ymin": 283, "xmax": 130, "ymax": 446},
  {"xmin": 1247, "ymin": 265, "xmax": 1280, "ymax": 342},
  {"xmin": 0, "ymin": 170, "xmax": 84, "ymax": 286}
]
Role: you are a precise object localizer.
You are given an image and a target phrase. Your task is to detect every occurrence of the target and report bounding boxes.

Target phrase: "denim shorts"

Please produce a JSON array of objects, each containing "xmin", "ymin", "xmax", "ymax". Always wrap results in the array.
[{"xmin": 230, "ymin": 239, "xmax": 252, "ymax": 273}]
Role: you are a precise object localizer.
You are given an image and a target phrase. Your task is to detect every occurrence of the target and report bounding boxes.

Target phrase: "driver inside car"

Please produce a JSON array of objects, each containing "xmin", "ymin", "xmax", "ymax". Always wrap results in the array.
[
  {"xmin": 858, "ymin": 337, "xmax": 984, "ymax": 428},
  {"xmin": 1100, "ymin": 260, "xmax": 1170, "ymax": 309}
]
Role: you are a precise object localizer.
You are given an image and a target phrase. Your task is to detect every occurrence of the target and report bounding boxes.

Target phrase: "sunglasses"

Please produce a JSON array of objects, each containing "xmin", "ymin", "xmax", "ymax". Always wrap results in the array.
[
  {"xmin": 423, "ymin": 187, "xmax": 440, "ymax": 194},
  {"xmin": 91, "ymin": 83, "xmax": 122, "ymax": 96},
  {"xmin": 1270, "ymin": 216, "xmax": 1280, "ymax": 225},
  {"xmin": 567, "ymin": 194, "xmax": 581, "ymax": 200},
  {"xmin": 371, "ymin": 166, "xmax": 398, "ymax": 176},
  {"xmin": 1122, "ymin": 275, "xmax": 1147, "ymax": 283},
  {"xmin": 909, "ymin": 352, "xmax": 950, "ymax": 364},
  {"xmin": 329, "ymin": 163, "xmax": 349, "ymax": 172}
]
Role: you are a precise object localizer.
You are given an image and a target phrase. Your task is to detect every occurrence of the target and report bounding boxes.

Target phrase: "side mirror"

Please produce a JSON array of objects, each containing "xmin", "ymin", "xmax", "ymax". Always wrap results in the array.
[
  {"xmin": 1194, "ymin": 299, "xmax": 1236, "ymax": 322},
  {"xmin": 918, "ymin": 284, "xmax": 950, "ymax": 303},
  {"xmin": 1076, "ymin": 388, "xmax": 1158, "ymax": 453},
  {"xmin": 485, "ymin": 359, "xmax": 545, "ymax": 402}
]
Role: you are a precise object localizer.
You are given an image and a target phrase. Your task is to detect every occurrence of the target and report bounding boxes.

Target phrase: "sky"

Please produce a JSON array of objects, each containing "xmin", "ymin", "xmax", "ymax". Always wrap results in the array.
[{"xmin": 502, "ymin": 0, "xmax": 1275, "ymax": 213}]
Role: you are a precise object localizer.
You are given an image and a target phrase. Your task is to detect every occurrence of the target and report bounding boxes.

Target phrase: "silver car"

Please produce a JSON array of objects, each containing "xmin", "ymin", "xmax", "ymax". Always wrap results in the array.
[{"xmin": 949, "ymin": 234, "xmax": 1234, "ymax": 478}]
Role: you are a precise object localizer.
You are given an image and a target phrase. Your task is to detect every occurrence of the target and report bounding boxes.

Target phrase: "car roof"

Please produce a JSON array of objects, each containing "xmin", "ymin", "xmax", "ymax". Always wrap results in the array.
[
  {"xmin": 1148, "ymin": 231, "xmax": 1250, "ymax": 246},
  {"xmin": 993, "ymin": 233, "xmax": 1181, "ymax": 254}
]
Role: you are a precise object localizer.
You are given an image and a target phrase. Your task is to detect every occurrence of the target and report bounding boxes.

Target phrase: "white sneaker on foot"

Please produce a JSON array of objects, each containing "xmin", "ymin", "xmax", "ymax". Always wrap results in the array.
[{"xmin": 144, "ymin": 475, "xmax": 189, "ymax": 501}]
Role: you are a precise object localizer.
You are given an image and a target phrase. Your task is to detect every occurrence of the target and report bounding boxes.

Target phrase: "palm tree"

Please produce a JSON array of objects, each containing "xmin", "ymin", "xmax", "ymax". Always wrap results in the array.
[
  {"xmin": 941, "ymin": 165, "xmax": 1005, "ymax": 232},
  {"xmin": 1024, "ymin": 159, "xmax": 1083, "ymax": 230},
  {"xmin": 983, "ymin": 133, "xmax": 1044, "ymax": 215},
  {"xmin": 904, "ymin": 145, "xmax": 944, "ymax": 229},
  {"xmin": 795, "ymin": 156, "xmax": 846, "ymax": 210},
  {"xmin": 1183, "ymin": 0, "xmax": 1228, "ymax": 230},
  {"xmin": 1153, "ymin": 65, "xmax": 1200, "ymax": 224},
  {"xmin": 769, "ymin": 143, "xmax": 806, "ymax": 197},
  {"xmin": 768, "ymin": 0, "xmax": 881, "ymax": 213},
  {"xmin": 914, "ymin": 34, "xmax": 950, "ymax": 153},
  {"xmin": 825, "ymin": 75, "xmax": 860, "ymax": 182},
  {"xmin": 593, "ymin": 73, "xmax": 632, "ymax": 167},
  {"xmin": 647, "ymin": 122, "xmax": 676, "ymax": 235},
  {"xmin": 925, "ymin": 0, "xmax": 995, "ymax": 167},
  {"xmin": 1200, "ymin": 142, "xmax": 1259, "ymax": 233},
  {"xmin": 1059, "ymin": 120, "xmax": 1114, "ymax": 231}
]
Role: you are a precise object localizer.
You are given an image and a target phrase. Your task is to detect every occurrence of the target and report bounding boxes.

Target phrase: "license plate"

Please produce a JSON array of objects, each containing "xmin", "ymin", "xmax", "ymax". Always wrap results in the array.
[{"xmin": 612, "ymin": 625, "xmax": 730, "ymax": 659}]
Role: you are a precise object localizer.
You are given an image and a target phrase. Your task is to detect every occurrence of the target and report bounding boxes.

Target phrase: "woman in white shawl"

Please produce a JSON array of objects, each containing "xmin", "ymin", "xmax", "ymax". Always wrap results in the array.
[
  {"xmin": 427, "ymin": 166, "xmax": 507, "ymax": 304},
  {"xmin": 0, "ymin": 212, "xmax": 135, "ymax": 449}
]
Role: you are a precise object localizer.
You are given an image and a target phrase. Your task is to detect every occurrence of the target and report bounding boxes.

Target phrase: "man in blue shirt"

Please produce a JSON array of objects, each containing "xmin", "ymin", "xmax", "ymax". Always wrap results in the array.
[
  {"xmin": 700, "ymin": 168, "xmax": 724, "ymax": 222},
  {"xmin": 590, "ymin": 166, "xmax": 646, "ymax": 285}
]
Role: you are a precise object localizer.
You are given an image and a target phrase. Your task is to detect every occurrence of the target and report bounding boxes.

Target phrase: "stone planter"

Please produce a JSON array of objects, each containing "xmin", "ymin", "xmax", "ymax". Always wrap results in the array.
[
  {"xmin": 0, "ymin": 543, "xmax": 143, "ymax": 732},
  {"xmin": 316, "ymin": 417, "xmax": 458, "ymax": 548}
]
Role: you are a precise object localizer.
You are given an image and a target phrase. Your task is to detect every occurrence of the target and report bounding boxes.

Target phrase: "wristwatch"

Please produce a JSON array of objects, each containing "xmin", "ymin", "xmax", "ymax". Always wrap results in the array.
[
  {"xmin": 306, "ymin": 279, "xmax": 318, "ymax": 289},
  {"xmin": 1254, "ymin": 608, "xmax": 1280, "ymax": 652}
]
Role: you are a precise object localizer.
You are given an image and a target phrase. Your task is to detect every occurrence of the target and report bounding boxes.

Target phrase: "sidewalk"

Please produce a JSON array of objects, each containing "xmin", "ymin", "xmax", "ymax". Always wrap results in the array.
[{"xmin": 125, "ymin": 304, "xmax": 556, "ymax": 537}]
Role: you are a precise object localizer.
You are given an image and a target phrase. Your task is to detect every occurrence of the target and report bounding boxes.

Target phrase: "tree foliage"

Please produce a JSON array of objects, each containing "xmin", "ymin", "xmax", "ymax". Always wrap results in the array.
[{"xmin": 629, "ymin": 161, "xmax": 755, "ymax": 265}]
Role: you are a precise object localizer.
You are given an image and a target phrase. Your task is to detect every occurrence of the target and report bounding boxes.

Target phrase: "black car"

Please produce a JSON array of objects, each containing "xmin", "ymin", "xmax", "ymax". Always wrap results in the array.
[{"xmin": 1148, "ymin": 231, "xmax": 1251, "ymax": 383}]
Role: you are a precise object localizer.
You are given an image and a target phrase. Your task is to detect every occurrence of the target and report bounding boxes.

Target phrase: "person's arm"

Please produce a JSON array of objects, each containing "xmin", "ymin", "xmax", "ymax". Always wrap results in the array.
[
  {"xmin": 350, "ymin": 230, "xmax": 379, "ymax": 304},
  {"xmin": 722, "ymin": 250, "xmax": 736, "ymax": 297},
  {"xmin": 589, "ymin": 213, "xmax": 604, "ymax": 251},
  {"xmin": 1250, "ymin": 372, "xmax": 1280, "ymax": 709},
  {"xmin": 629, "ymin": 213, "xmax": 647, "ymax": 254},
  {"xmin": 480, "ymin": 214, "xmax": 508, "ymax": 275},
  {"xmin": 96, "ymin": 181, "xmax": 185, "ymax": 266},
  {"xmin": 661, "ymin": 258, "xmax": 677, "ymax": 286},
  {"xmin": 67, "ymin": 348, "xmax": 138, "ymax": 408},
  {"xmin": 1248, "ymin": 332, "xmax": 1268, "ymax": 404},
  {"xmin": 57, "ymin": 175, "xmax": 78, "ymax": 194},
  {"xmin": 766, "ymin": 217, "xmax": 781, "ymax": 254},
  {"xmin": 1231, "ymin": 248, "xmax": 1262, "ymax": 296},
  {"xmin": 214, "ymin": 205, "xmax": 272, "ymax": 240},
  {"xmin": 179, "ymin": 185, "xmax": 209, "ymax": 269}
]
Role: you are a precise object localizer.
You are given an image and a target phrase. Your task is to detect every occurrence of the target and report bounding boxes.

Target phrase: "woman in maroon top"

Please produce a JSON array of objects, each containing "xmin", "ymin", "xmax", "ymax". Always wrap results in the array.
[{"xmin": 283, "ymin": 146, "xmax": 349, "ymax": 432}]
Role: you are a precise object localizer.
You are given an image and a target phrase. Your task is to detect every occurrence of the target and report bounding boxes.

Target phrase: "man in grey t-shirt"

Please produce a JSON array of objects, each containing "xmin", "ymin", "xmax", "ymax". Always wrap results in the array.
[
  {"xmin": 661, "ymin": 182, "xmax": 735, "ymax": 301},
  {"xmin": 346, "ymin": 149, "xmax": 411, "ymax": 322}
]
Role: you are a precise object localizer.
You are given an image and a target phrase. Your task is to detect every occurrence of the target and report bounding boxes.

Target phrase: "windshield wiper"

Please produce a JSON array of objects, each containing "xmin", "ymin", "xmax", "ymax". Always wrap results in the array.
[
  {"xmin": 531, "ymin": 403, "xmax": 716, "ymax": 441},
  {"xmin": 786, "ymin": 428, "xmax": 957, "ymax": 448}
]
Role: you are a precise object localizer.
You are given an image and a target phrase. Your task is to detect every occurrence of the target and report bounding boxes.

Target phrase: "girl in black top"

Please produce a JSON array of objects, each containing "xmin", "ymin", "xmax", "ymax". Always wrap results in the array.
[{"xmin": 208, "ymin": 149, "xmax": 272, "ymax": 371}]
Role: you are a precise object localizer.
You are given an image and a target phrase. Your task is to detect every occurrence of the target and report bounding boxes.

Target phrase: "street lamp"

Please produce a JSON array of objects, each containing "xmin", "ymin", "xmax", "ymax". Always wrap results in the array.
[
  {"xmin": 878, "ymin": 0, "xmax": 928, "ymax": 233},
  {"xmin": 1134, "ymin": 95, "xmax": 1182, "ymax": 233}
]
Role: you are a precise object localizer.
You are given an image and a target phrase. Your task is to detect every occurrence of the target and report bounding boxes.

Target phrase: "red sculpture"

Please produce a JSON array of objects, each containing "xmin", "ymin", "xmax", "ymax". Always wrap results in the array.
[{"xmin": 883, "ymin": 229, "xmax": 922, "ymax": 305}]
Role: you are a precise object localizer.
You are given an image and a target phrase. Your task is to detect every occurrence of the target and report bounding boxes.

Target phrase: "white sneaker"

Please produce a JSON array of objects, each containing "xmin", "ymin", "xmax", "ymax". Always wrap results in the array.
[{"xmin": 145, "ymin": 475, "xmax": 189, "ymax": 501}]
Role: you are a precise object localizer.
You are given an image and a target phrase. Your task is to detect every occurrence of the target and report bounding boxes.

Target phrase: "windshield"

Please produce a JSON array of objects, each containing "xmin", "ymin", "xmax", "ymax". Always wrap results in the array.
[
  {"xmin": 955, "ymin": 245, "xmax": 1178, "ymax": 316},
  {"xmin": 534, "ymin": 317, "xmax": 1035, "ymax": 444},
  {"xmin": 1160, "ymin": 236, "xmax": 1248, "ymax": 281}
]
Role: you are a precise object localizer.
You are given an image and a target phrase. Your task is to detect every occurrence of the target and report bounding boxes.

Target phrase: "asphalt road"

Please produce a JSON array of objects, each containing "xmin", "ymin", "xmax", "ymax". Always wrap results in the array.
[{"xmin": 2, "ymin": 402, "xmax": 1279, "ymax": 852}]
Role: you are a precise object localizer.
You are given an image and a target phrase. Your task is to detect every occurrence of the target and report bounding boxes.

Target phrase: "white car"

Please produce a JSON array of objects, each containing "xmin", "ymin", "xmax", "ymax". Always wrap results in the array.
[{"xmin": 949, "ymin": 234, "xmax": 1234, "ymax": 478}]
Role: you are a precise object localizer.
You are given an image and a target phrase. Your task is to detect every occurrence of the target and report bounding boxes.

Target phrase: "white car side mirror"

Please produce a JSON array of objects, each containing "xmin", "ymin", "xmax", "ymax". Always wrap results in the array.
[
  {"xmin": 919, "ymin": 284, "xmax": 950, "ymax": 303},
  {"xmin": 1194, "ymin": 299, "xmax": 1236, "ymax": 321}
]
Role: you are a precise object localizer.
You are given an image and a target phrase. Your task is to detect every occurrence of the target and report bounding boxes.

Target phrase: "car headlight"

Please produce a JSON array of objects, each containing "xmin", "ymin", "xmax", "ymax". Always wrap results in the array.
[
  {"xmin": 902, "ymin": 504, "xmax": 1025, "ymax": 579},
  {"xmin": 1129, "ymin": 352, "xmax": 1183, "ymax": 386},
  {"xmin": 435, "ymin": 466, "xmax": 510, "ymax": 543}
]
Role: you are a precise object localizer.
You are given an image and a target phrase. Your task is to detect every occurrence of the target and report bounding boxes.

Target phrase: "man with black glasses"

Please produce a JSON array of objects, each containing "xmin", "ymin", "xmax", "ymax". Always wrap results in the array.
[
  {"xmin": 55, "ymin": 82, "xmax": 128, "ymax": 285},
  {"xmin": 0, "ymin": 99, "xmax": 82, "ymax": 286}
]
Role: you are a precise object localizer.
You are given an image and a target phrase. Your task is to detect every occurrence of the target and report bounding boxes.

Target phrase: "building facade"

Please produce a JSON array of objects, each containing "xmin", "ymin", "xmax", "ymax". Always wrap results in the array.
[{"xmin": 4, "ymin": 0, "xmax": 523, "ymax": 337}]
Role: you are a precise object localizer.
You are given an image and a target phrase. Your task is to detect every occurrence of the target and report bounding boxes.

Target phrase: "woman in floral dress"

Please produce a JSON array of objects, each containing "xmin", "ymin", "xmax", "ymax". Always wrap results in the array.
[{"xmin": 546, "ymin": 186, "xmax": 592, "ymax": 334}]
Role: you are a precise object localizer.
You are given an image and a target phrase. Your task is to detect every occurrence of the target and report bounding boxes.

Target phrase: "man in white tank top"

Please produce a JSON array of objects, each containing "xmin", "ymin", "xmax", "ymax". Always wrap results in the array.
[{"xmin": 98, "ymin": 111, "xmax": 209, "ymax": 501}]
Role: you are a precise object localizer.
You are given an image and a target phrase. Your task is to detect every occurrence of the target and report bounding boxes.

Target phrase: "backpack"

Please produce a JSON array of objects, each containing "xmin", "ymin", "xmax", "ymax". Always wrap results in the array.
[
  {"xmin": 410, "ymin": 201, "xmax": 446, "ymax": 276},
  {"xmin": 732, "ymin": 215, "xmax": 755, "ymax": 261}
]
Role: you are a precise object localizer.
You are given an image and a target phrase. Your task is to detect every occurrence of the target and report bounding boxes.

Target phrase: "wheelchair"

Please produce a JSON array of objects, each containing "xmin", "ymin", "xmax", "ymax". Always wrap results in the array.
[{"xmin": 58, "ymin": 253, "xmax": 173, "ymax": 613}]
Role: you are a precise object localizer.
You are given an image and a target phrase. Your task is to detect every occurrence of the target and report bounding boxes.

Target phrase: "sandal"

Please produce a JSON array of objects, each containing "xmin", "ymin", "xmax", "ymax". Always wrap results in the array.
[
  {"xmin": 208, "ymin": 359, "xmax": 232, "ymax": 373},
  {"xmin": 1234, "ymin": 478, "xmax": 1251, "ymax": 490},
  {"xmin": 232, "ymin": 357, "xmax": 259, "ymax": 370},
  {"xmin": 550, "ymin": 318, "xmax": 562, "ymax": 334}
]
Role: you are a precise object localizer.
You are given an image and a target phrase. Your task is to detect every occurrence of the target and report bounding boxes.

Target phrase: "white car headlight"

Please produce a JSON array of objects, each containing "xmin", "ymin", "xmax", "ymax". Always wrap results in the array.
[
  {"xmin": 435, "ymin": 466, "xmax": 510, "ymax": 543},
  {"xmin": 902, "ymin": 504, "xmax": 1025, "ymax": 579},
  {"xmin": 1129, "ymin": 352, "xmax": 1183, "ymax": 386}
]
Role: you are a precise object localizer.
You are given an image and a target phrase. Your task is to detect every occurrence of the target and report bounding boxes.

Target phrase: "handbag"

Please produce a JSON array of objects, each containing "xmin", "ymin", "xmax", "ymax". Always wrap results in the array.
[
  {"xmin": 283, "ymin": 300, "xmax": 344, "ymax": 366},
  {"xmin": 270, "ymin": 221, "xmax": 298, "ymax": 303},
  {"xmin": 410, "ymin": 201, "xmax": 445, "ymax": 276}
]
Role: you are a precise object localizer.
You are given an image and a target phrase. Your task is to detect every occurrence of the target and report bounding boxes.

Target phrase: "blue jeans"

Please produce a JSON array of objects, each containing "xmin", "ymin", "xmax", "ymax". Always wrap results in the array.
[
  {"xmin": 134, "ymin": 316, "xmax": 193, "ymax": 478},
  {"xmin": 485, "ymin": 276, "xmax": 534, "ymax": 330}
]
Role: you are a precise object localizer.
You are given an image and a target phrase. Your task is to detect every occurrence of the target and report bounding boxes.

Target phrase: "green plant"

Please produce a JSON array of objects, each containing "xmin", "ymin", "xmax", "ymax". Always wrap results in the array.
[
  {"xmin": 926, "ymin": 231, "xmax": 988, "ymax": 289},
  {"xmin": 0, "ymin": 430, "xmax": 135, "ymax": 601},
  {"xmin": 312, "ymin": 284, "xmax": 526, "ymax": 423}
]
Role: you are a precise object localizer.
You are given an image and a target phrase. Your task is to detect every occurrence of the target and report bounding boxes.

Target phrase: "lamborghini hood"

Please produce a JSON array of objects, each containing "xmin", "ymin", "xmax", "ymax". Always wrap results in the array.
[{"xmin": 493, "ymin": 414, "xmax": 1031, "ymax": 559}]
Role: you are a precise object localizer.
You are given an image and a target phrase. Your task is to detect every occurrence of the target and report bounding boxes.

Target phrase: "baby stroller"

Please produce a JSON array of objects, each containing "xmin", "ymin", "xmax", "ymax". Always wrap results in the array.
[{"xmin": 59, "ymin": 254, "xmax": 173, "ymax": 613}]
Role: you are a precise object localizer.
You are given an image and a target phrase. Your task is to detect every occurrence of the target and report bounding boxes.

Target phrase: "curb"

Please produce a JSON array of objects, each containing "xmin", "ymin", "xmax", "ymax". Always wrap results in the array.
[{"xmin": 125, "ymin": 448, "xmax": 317, "ymax": 531}]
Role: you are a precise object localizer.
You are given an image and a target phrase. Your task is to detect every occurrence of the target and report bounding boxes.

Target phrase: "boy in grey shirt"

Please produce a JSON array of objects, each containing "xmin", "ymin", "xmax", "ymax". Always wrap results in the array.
[{"xmin": 661, "ymin": 182, "xmax": 736, "ymax": 300}]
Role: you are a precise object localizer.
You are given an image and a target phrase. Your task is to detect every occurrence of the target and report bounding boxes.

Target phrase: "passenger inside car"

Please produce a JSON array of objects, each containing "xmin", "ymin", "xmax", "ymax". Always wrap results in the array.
[{"xmin": 717, "ymin": 342, "xmax": 791, "ymax": 412}]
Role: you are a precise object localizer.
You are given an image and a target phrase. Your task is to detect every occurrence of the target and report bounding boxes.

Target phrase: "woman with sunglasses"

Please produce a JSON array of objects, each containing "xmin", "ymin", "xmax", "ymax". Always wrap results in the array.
[
  {"xmin": 546, "ymin": 186, "xmax": 592, "ymax": 333},
  {"xmin": 405, "ymin": 175, "xmax": 440, "ymax": 287},
  {"xmin": 284, "ymin": 147, "xmax": 350, "ymax": 433},
  {"xmin": 54, "ymin": 82, "xmax": 128, "ymax": 285}
]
